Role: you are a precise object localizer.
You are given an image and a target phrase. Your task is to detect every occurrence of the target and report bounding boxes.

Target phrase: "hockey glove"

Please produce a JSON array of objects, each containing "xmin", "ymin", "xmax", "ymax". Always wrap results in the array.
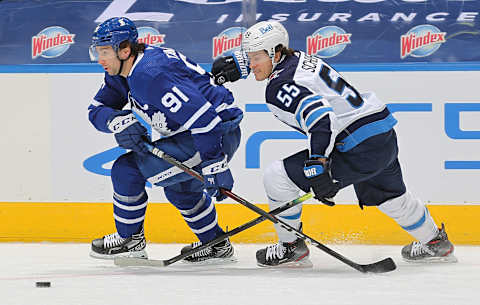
[
  {"xmin": 107, "ymin": 110, "xmax": 149, "ymax": 154},
  {"xmin": 202, "ymin": 155, "xmax": 233, "ymax": 201},
  {"xmin": 211, "ymin": 51, "xmax": 250, "ymax": 85},
  {"xmin": 304, "ymin": 158, "xmax": 340, "ymax": 206}
]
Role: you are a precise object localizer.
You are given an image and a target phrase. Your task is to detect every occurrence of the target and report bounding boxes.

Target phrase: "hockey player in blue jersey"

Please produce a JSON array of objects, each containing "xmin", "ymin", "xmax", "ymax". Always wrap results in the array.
[
  {"xmin": 212, "ymin": 21, "xmax": 456, "ymax": 267},
  {"xmin": 87, "ymin": 17, "xmax": 243, "ymax": 263}
]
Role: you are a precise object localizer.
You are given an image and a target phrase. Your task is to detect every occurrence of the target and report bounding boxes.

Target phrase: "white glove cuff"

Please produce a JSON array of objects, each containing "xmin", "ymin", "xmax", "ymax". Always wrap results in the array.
[
  {"xmin": 233, "ymin": 50, "xmax": 250, "ymax": 79},
  {"xmin": 107, "ymin": 113, "xmax": 138, "ymax": 133},
  {"xmin": 202, "ymin": 155, "xmax": 229, "ymax": 175}
]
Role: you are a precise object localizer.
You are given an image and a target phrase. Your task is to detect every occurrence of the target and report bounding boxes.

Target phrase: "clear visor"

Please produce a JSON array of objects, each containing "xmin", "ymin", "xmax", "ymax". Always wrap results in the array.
[
  {"xmin": 89, "ymin": 45, "xmax": 117, "ymax": 62},
  {"xmin": 246, "ymin": 50, "xmax": 271, "ymax": 66}
]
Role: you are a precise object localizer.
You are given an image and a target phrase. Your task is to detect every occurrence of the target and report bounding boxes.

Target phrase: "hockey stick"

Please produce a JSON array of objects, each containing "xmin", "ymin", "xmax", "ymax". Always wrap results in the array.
[
  {"xmin": 114, "ymin": 192, "xmax": 312, "ymax": 267},
  {"xmin": 136, "ymin": 144, "xmax": 396, "ymax": 273}
]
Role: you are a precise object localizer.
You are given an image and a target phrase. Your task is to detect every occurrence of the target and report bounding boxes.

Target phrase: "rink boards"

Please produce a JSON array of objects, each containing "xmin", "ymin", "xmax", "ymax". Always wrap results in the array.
[
  {"xmin": 1, "ymin": 202, "xmax": 479, "ymax": 245},
  {"xmin": 1, "ymin": 64, "xmax": 479, "ymax": 244}
]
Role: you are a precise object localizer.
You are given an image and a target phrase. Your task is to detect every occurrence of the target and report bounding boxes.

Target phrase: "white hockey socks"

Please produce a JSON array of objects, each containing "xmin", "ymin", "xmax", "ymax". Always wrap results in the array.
[
  {"xmin": 378, "ymin": 191, "xmax": 439, "ymax": 244},
  {"xmin": 263, "ymin": 160, "xmax": 304, "ymax": 243}
]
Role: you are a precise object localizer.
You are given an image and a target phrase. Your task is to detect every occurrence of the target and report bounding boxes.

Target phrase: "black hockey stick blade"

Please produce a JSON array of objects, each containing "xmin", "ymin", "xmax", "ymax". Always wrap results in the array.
[
  {"xmin": 114, "ymin": 193, "xmax": 313, "ymax": 267},
  {"xmin": 225, "ymin": 189, "xmax": 397, "ymax": 274},
  {"xmin": 141, "ymin": 145, "xmax": 397, "ymax": 273},
  {"xmin": 358, "ymin": 257, "xmax": 396, "ymax": 273}
]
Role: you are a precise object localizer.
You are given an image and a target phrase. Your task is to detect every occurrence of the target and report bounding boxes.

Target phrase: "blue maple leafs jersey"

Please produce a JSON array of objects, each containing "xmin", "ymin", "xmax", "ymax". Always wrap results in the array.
[
  {"xmin": 88, "ymin": 46, "xmax": 242, "ymax": 161},
  {"xmin": 265, "ymin": 51, "xmax": 397, "ymax": 157}
]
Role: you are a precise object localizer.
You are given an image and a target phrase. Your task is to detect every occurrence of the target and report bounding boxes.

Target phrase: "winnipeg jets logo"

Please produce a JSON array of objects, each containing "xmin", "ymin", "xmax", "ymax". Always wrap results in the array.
[
  {"xmin": 269, "ymin": 68, "xmax": 285, "ymax": 81},
  {"xmin": 152, "ymin": 111, "xmax": 172, "ymax": 136}
]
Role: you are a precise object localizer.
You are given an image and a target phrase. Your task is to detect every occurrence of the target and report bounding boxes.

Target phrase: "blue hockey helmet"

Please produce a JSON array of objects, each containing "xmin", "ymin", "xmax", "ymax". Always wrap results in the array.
[{"xmin": 90, "ymin": 17, "xmax": 138, "ymax": 61}]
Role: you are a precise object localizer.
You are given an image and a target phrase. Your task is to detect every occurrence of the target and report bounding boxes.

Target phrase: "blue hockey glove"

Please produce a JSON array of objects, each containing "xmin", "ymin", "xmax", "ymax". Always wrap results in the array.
[
  {"xmin": 211, "ymin": 50, "xmax": 250, "ymax": 85},
  {"xmin": 202, "ymin": 155, "xmax": 233, "ymax": 201},
  {"xmin": 304, "ymin": 158, "xmax": 340, "ymax": 206},
  {"xmin": 107, "ymin": 110, "xmax": 149, "ymax": 154}
]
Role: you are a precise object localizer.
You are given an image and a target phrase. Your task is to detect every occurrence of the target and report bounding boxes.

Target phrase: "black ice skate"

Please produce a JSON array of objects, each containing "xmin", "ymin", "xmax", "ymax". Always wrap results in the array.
[
  {"xmin": 256, "ymin": 238, "xmax": 312, "ymax": 268},
  {"xmin": 402, "ymin": 223, "xmax": 457, "ymax": 263},
  {"xmin": 90, "ymin": 228, "xmax": 147, "ymax": 259},
  {"xmin": 181, "ymin": 238, "xmax": 236, "ymax": 264}
]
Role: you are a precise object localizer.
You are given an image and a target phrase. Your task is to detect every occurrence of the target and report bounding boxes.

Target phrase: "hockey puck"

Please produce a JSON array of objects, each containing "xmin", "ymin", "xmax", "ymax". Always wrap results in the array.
[{"xmin": 35, "ymin": 281, "xmax": 51, "ymax": 288}]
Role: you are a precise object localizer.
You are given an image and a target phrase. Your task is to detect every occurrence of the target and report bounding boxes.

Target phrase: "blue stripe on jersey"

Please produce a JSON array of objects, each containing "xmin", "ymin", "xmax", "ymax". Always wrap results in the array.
[
  {"xmin": 305, "ymin": 107, "xmax": 333, "ymax": 131},
  {"xmin": 302, "ymin": 103, "xmax": 323, "ymax": 121},
  {"xmin": 295, "ymin": 95, "xmax": 324, "ymax": 127},
  {"xmin": 336, "ymin": 114, "xmax": 397, "ymax": 152},
  {"xmin": 401, "ymin": 208, "xmax": 428, "ymax": 231}
]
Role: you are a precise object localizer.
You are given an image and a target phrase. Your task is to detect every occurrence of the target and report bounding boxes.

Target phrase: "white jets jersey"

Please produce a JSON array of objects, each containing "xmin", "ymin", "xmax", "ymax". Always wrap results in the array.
[{"xmin": 265, "ymin": 51, "xmax": 397, "ymax": 157}]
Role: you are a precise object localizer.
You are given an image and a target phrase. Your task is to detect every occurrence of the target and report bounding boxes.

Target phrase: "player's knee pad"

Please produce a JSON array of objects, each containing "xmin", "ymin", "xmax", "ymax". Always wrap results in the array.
[
  {"xmin": 378, "ymin": 191, "xmax": 438, "ymax": 243},
  {"xmin": 111, "ymin": 152, "xmax": 146, "ymax": 195}
]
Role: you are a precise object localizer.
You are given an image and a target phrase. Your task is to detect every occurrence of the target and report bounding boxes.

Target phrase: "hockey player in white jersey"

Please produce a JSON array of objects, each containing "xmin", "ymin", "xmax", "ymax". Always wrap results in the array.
[
  {"xmin": 87, "ymin": 17, "xmax": 243, "ymax": 263},
  {"xmin": 212, "ymin": 21, "xmax": 456, "ymax": 267}
]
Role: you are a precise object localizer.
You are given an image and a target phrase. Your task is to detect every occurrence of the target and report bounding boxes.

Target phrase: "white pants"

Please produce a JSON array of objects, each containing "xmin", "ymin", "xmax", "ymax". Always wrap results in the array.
[{"xmin": 263, "ymin": 160, "xmax": 438, "ymax": 244}]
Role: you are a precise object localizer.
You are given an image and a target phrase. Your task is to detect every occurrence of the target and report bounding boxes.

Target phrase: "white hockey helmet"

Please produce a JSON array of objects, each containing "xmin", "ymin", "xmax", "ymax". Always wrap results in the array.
[{"xmin": 242, "ymin": 21, "xmax": 289, "ymax": 62}]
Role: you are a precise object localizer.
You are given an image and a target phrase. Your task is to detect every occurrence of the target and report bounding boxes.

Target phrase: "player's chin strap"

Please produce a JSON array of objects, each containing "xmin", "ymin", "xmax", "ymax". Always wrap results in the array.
[
  {"xmin": 271, "ymin": 54, "xmax": 286, "ymax": 72},
  {"xmin": 141, "ymin": 143, "xmax": 397, "ymax": 274},
  {"xmin": 115, "ymin": 50, "xmax": 137, "ymax": 76}
]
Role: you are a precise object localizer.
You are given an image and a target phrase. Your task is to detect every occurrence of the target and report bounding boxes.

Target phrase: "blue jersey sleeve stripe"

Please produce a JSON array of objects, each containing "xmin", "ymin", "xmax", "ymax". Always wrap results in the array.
[
  {"xmin": 295, "ymin": 95, "xmax": 323, "ymax": 127},
  {"xmin": 302, "ymin": 102, "xmax": 324, "ymax": 121},
  {"xmin": 190, "ymin": 116, "xmax": 221, "ymax": 134},
  {"xmin": 304, "ymin": 107, "xmax": 333, "ymax": 130},
  {"xmin": 182, "ymin": 102, "xmax": 211, "ymax": 130}
]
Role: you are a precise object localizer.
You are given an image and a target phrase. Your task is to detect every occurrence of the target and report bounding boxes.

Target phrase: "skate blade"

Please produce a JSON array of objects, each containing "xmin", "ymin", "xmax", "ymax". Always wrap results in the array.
[
  {"xmin": 89, "ymin": 250, "xmax": 148, "ymax": 260},
  {"xmin": 257, "ymin": 258, "xmax": 313, "ymax": 269},
  {"xmin": 181, "ymin": 255, "xmax": 238, "ymax": 266},
  {"xmin": 403, "ymin": 254, "xmax": 458, "ymax": 264}
]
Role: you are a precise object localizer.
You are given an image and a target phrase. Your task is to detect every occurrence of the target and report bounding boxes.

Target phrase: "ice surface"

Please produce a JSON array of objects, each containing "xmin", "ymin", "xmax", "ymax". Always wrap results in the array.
[{"xmin": 1, "ymin": 243, "xmax": 478, "ymax": 305}]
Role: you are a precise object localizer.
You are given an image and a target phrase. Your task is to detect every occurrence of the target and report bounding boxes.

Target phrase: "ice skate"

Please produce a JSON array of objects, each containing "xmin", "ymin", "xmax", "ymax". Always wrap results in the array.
[
  {"xmin": 402, "ymin": 223, "xmax": 457, "ymax": 263},
  {"xmin": 181, "ymin": 238, "xmax": 236, "ymax": 264},
  {"xmin": 90, "ymin": 228, "xmax": 147, "ymax": 259},
  {"xmin": 256, "ymin": 238, "xmax": 312, "ymax": 268}
]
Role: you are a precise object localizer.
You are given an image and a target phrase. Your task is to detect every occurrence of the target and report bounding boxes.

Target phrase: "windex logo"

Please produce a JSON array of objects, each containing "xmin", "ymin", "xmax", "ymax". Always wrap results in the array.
[
  {"xmin": 137, "ymin": 27, "xmax": 165, "ymax": 46},
  {"xmin": 306, "ymin": 26, "xmax": 351, "ymax": 58},
  {"xmin": 401, "ymin": 25, "xmax": 446, "ymax": 59},
  {"xmin": 32, "ymin": 26, "xmax": 75, "ymax": 59},
  {"xmin": 212, "ymin": 27, "xmax": 246, "ymax": 59}
]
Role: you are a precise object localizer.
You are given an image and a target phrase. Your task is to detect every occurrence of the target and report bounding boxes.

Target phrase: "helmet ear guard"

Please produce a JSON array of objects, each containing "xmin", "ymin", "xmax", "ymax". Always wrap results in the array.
[{"xmin": 242, "ymin": 21, "xmax": 289, "ymax": 64}]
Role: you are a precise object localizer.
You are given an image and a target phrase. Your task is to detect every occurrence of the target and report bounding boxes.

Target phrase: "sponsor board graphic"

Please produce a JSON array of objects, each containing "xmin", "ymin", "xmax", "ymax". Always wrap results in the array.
[
  {"xmin": 137, "ymin": 27, "xmax": 165, "ymax": 46},
  {"xmin": 212, "ymin": 27, "xmax": 246, "ymax": 59},
  {"xmin": 306, "ymin": 26, "xmax": 351, "ymax": 58},
  {"xmin": 401, "ymin": 25, "xmax": 446, "ymax": 59},
  {"xmin": 32, "ymin": 26, "xmax": 75, "ymax": 59}
]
